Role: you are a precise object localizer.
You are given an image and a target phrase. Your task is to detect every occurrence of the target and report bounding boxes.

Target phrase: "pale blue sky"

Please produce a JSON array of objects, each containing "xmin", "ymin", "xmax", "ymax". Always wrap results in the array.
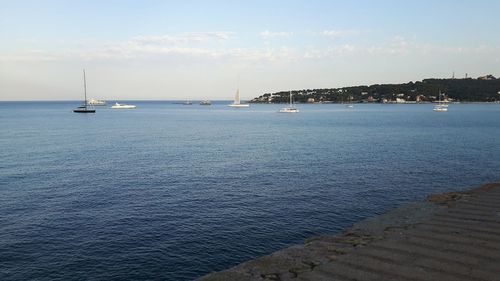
[{"xmin": 1, "ymin": 0, "xmax": 499, "ymax": 100}]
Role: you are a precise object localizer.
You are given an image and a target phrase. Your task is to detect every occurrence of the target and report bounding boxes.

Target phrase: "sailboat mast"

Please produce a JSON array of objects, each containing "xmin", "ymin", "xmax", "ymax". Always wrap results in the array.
[
  {"xmin": 83, "ymin": 69, "xmax": 87, "ymax": 107},
  {"xmin": 289, "ymin": 91, "xmax": 292, "ymax": 107}
]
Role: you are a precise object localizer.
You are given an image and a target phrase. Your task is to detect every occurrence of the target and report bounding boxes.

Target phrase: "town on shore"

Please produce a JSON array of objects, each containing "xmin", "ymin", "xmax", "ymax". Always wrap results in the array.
[{"xmin": 250, "ymin": 75, "xmax": 500, "ymax": 104}]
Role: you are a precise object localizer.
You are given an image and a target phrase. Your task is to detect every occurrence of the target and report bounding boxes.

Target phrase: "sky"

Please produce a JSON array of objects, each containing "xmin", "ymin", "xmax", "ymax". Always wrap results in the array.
[{"xmin": 1, "ymin": 0, "xmax": 499, "ymax": 101}]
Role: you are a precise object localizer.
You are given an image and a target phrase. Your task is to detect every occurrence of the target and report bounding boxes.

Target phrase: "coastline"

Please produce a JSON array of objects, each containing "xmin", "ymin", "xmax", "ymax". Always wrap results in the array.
[{"xmin": 198, "ymin": 182, "xmax": 500, "ymax": 281}]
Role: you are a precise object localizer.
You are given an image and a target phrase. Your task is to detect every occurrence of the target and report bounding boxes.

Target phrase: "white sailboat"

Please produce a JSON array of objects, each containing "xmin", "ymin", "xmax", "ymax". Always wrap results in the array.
[
  {"xmin": 346, "ymin": 95, "xmax": 354, "ymax": 108},
  {"xmin": 73, "ymin": 70, "xmax": 96, "ymax": 113},
  {"xmin": 433, "ymin": 91, "xmax": 448, "ymax": 112},
  {"xmin": 228, "ymin": 88, "xmax": 249, "ymax": 107},
  {"xmin": 279, "ymin": 92, "xmax": 299, "ymax": 113}
]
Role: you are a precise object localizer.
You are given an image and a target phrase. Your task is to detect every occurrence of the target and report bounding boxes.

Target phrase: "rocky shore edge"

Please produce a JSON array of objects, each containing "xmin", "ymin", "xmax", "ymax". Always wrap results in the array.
[{"xmin": 197, "ymin": 182, "xmax": 500, "ymax": 281}]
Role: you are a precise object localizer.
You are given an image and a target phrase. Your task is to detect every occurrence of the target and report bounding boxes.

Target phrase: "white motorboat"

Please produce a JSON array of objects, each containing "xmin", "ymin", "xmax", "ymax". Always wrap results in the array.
[
  {"xmin": 87, "ymin": 98, "xmax": 106, "ymax": 106},
  {"xmin": 200, "ymin": 100, "xmax": 211, "ymax": 105},
  {"xmin": 279, "ymin": 92, "xmax": 299, "ymax": 113},
  {"xmin": 228, "ymin": 88, "xmax": 249, "ymax": 107},
  {"xmin": 111, "ymin": 102, "xmax": 136, "ymax": 109}
]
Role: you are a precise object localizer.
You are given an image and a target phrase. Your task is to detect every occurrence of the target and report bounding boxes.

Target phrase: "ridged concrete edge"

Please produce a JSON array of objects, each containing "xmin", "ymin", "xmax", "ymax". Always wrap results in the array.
[{"xmin": 197, "ymin": 182, "xmax": 500, "ymax": 281}]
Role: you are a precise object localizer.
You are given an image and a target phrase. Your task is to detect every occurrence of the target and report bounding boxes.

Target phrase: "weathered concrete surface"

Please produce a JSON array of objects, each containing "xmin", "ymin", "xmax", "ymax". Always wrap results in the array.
[{"xmin": 198, "ymin": 182, "xmax": 500, "ymax": 281}]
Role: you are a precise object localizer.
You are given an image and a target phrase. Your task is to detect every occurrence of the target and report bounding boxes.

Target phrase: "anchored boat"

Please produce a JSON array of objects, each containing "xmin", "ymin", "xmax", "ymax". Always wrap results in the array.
[
  {"xmin": 111, "ymin": 103, "xmax": 136, "ymax": 109},
  {"xmin": 228, "ymin": 88, "xmax": 249, "ymax": 107},
  {"xmin": 73, "ymin": 70, "xmax": 95, "ymax": 113},
  {"xmin": 279, "ymin": 92, "xmax": 299, "ymax": 113}
]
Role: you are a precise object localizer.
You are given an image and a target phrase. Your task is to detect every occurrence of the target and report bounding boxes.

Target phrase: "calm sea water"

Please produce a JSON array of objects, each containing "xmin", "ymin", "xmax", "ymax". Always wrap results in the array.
[{"xmin": 1, "ymin": 101, "xmax": 499, "ymax": 280}]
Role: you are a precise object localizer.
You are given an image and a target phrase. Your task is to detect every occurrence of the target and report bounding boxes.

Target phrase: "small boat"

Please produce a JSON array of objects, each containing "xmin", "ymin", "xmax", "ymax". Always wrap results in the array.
[
  {"xmin": 111, "ymin": 102, "xmax": 136, "ymax": 109},
  {"xmin": 228, "ymin": 88, "xmax": 250, "ymax": 107},
  {"xmin": 346, "ymin": 96, "xmax": 354, "ymax": 108},
  {"xmin": 73, "ymin": 70, "xmax": 95, "ymax": 113},
  {"xmin": 279, "ymin": 92, "xmax": 299, "ymax": 113},
  {"xmin": 73, "ymin": 105, "xmax": 95, "ymax": 113},
  {"xmin": 433, "ymin": 91, "xmax": 448, "ymax": 112},
  {"xmin": 183, "ymin": 100, "xmax": 192, "ymax": 105},
  {"xmin": 279, "ymin": 107, "xmax": 300, "ymax": 113},
  {"xmin": 433, "ymin": 106, "xmax": 448, "ymax": 112},
  {"xmin": 87, "ymin": 98, "xmax": 106, "ymax": 106},
  {"xmin": 200, "ymin": 100, "xmax": 211, "ymax": 105}
]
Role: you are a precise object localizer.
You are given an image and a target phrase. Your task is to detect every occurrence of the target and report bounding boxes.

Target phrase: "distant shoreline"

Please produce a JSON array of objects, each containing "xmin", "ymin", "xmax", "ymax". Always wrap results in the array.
[
  {"xmin": 1, "ymin": 100, "xmax": 500, "ymax": 104},
  {"xmin": 251, "ymin": 77, "xmax": 500, "ymax": 104}
]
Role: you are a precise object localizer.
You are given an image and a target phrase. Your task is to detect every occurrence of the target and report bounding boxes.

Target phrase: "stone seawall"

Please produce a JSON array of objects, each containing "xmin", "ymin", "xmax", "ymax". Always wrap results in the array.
[{"xmin": 198, "ymin": 182, "xmax": 500, "ymax": 281}]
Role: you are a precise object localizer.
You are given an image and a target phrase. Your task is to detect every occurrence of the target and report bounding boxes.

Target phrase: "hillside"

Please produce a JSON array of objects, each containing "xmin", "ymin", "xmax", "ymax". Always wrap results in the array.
[{"xmin": 251, "ymin": 75, "xmax": 500, "ymax": 103}]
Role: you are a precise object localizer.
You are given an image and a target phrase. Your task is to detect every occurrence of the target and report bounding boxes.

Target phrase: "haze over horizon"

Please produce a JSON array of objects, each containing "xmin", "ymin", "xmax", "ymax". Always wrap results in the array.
[{"xmin": 1, "ymin": 0, "xmax": 499, "ymax": 101}]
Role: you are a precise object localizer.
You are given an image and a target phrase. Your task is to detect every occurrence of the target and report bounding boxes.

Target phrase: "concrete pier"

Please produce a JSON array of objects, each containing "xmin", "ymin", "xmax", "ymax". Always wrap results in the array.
[{"xmin": 198, "ymin": 182, "xmax": 500, "ymax": 281}]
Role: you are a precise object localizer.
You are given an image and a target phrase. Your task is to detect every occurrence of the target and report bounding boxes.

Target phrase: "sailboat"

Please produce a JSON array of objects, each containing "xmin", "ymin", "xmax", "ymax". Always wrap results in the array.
[
  {"xmin": 346, "ymin": 95, "xmax": 354, "ymax": 108},
  {"xmin": 279, "ymin": 91, "xmax": 299, "ymax": 113},
  {"xmin": 433, "ymin": 91, "xmax": 448, "ymax": 112},
  {"xmin": 228, "ymin": 88, "xmax": 249, "ymax": 107},
  {"xmin": 73, "ymin": 70, "xmax": 96, "ymax": 113}
]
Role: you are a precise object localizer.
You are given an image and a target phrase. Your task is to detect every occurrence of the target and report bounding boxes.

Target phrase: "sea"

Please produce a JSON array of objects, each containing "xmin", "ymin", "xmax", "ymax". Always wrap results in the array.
[{"xmin": 1, "ymin": 101, "xmax": 499, "ymax": 280}]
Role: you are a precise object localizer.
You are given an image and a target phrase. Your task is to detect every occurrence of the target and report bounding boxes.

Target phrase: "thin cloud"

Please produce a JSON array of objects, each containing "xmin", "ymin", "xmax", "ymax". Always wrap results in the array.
[
  {"xmin": 259, "ymin": 30, "xmax": 294, "ymax": 39},
  {"xmin": 302, "ymin": 36, "xmax": 500, "ymax": 59},
  {"xmin": 304, "ymin": 44, "xmax": 357, "ymax": 59},
  {"xmin": 131, "ymin": 32, "xmax": 234, "ymax": 46},
  {"xmin": 320, "ymin": 29, "xmax": 360, "ymax": 38},
  {"xmin": 2, "ymin": 34, "xmax": 499, "ymax": 63},
  {"xmin": 0, "ymin": 50, "xmax": 68, "ymax": 62}
]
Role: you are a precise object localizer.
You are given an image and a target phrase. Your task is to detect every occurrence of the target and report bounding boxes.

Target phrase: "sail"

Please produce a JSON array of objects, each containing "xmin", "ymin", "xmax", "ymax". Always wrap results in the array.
[
  {"xmin": 83, "ymin": 70, "xmax": 87, "ymax": 108},
  {"xmin": 234, "ymin": 89, "xmax": 240, "ymax": 105},
  {"xmin": 228, "ymin": 87, "xmax": 248, "ymax": 107}
]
